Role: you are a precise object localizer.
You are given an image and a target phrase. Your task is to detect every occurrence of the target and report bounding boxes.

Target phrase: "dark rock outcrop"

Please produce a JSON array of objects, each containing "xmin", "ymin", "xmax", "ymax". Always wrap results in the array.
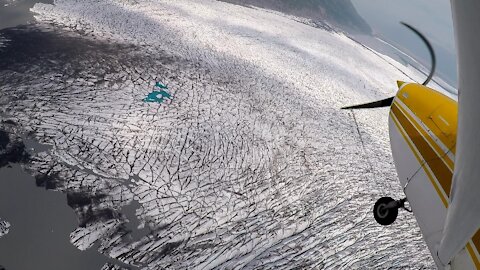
[{"xmin": 0, "ymin": 128, "xmax": 29, "ymax": 168}]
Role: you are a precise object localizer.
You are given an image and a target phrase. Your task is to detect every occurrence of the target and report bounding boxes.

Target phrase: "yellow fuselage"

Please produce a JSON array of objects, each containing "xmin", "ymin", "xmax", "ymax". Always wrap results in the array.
[{"xmin": 389, "ymin": 82, "xmax": 480, "ymax": 269}]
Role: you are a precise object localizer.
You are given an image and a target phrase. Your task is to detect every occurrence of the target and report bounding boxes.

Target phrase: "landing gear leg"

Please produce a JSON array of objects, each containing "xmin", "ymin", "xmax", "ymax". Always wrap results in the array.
[{"xmin": 373, "ymin": 197, "xmax": 410, "ymax": 226}]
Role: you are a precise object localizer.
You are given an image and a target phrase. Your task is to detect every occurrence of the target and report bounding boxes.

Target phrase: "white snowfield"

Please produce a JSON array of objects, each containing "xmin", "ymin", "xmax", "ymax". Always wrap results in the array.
[{"xmin": 22, "ymin": 0, "xmax": 435, "ymax": 268}]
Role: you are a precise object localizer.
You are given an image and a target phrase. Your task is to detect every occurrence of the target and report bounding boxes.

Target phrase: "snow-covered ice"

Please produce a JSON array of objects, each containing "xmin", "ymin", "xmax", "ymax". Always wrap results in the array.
[
  {"xmin": 0, "ymin": 220, "xmax": 9, "ymax": 238},
  {"xmin": 0, "ymin": 0, "xmax": 437, "ymax": 268}
]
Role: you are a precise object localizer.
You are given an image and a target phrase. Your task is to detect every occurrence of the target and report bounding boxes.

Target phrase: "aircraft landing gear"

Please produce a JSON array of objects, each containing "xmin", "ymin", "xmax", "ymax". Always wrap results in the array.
[{"xmin": 373, "ymin": 197, "xmax": 410, "ymax": 226}]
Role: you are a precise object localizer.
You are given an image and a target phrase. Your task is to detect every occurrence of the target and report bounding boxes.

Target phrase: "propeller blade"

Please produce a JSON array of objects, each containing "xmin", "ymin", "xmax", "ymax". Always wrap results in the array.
[
  {"xmin": 401, "ymin": 22, "xmax": 436, "ymax": 86},
  {"xmin": 341, "ymin": 97, "xmax": 394, "ymax": 109},
  {"xmin": 341, "ymin": 24, "xmax": 435, "ymax": 110}
]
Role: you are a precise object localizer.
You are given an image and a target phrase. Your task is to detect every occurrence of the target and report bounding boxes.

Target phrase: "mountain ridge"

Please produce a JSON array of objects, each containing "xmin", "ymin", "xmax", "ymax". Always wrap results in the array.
[{"xmin": 220, "ymin": 0, "xmax": 372, "ymax": 34}]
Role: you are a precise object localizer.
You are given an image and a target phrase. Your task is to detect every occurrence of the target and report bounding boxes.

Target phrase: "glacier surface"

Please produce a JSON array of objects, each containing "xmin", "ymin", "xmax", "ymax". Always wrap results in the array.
[{"xmin": 0, "ymin": 0, "xmax": 436, "ymax": 268}]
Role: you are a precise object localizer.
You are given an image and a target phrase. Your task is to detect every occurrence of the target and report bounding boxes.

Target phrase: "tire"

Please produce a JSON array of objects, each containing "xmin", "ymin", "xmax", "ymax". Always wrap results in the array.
[{"xmin": 373, "ymin": 197, "xmax": 398, "ymax": 226}]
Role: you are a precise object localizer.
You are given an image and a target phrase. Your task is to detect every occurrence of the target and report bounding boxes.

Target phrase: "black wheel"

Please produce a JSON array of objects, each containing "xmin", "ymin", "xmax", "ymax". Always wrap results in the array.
[{"xmin": 373, "ymin": 197, "xmax": 398, "ymax": 226}]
